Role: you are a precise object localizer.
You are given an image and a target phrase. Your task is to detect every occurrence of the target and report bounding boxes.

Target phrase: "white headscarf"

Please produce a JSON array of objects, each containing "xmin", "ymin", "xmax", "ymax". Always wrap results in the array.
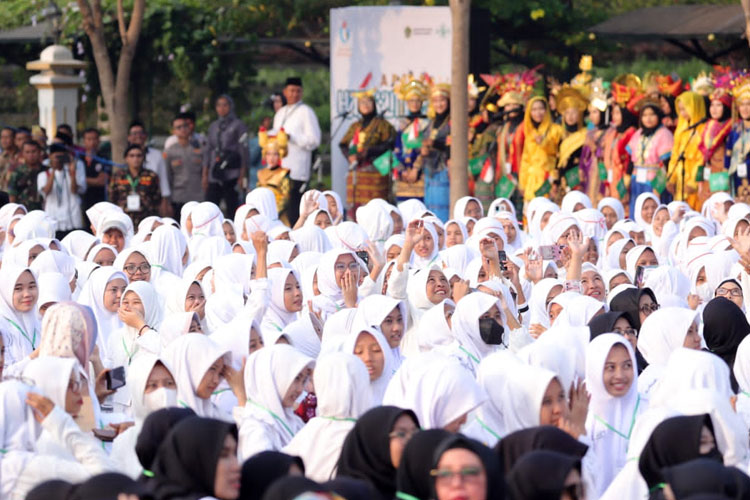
[
  {"xmin": 161, "ymin": 333, "xmax": 230, "ymax": 419},
  {"xmin": 36, "ymin": 272, "xmax": 72, "ymax": 312},
  {"xmin": 527, "ymin": 278, "xmax": 562, "ymax": 328},
  {"xmin": 77, "ymin": 267, "xmax": 127, "ymax": 350},
  {"xmin": 633, "ymin": 192, "xmax": 659, "ymax": 229},
  {"xmin": 23, "ymin": 356, "xmax": 79, "ymax": 409},
  {"xmin": 243, "ymin": 344, "xmax": 314, "ymax": 443},
  {"xmin": 60, "ymin": 230, "xmax": 99, "ymax": 261},
  {"xmin": 148, "ymin": 225, "xmax": 187, "ymax": 277},
  {"xmin": 356, "ymin": 201, "xmax": 393, "ymax": 247},
  {"xmin": 560, "ymin": 191, "xmax": 592, "ymax": 214},
  {"xmin": 383, "ymin": 352, "xmax": 485, "ymax": 429},
  {"xmin": 450, "ymin": 292, "xmax": 503, "ymax": 367},
  {"xmin": 624, "ymin": 245, "xmax": 657, "ymax": 279},
  {"xmin": 0, "ymin": 380, "xmax": 43, "ymax": 498},
  {"xmin": 637, "ymin": 308, "xmax": 700, "ymax": 367},
  {"xmin": 398, "ymin": 199, "xmax": 427, "ymax": 223},
  {"xmin": 282, "ymin": 314, "xmax": 322, "ymax": 359},
  {"xmin": 444, "ymin": 219, "xmax": 469, "ymax": 247},
  {"xmin": 246, "ymin": 187, "xmax": 280, "ymax": 222},
  {"xmin": 290, "ymin": 226, "xmax": 332, "ymax": 254},
  {"xmin": 498, "ymin": 357, "xmax": 558, "ymax": 434},
  {"xmin": 585, "ymin": 333, "xmax": 643, "ymax": 494},
  {"xmin": 316, "ymin": 249, "xmax": 356, "ymax": 304},
  {"xmin": 488, "ymin": 197, "xmax": 517, "ymax": 220},
  {"xmin": 282, "ymin": 352, "xmax": 370, "ymax": 482},
  {"xmin": 409, "ymin": 220, "xmax": 440, "ymax": 269},
  {"xmin": 415, "ymin": 299, "xmax": 455, "ymax": 353},
  {"xmin": 0, "ymin": 266, "xmax": 39, "ymax": 357},
  {"xmin": 160, "ymin": 312, "xmax": 198, "ymax": 350},
  {"xmin": 267, "ymin": 240, "xmax": 298, "ymax": 267},
  {"xmin": 353, "ymin": 294, "xmax": 406, "ymax": 361},
  {"xmin": 107, "ymin": 281, "xmax": 162, "ymax": 368},
  {"xmin": 440, "ymin": 244, "xmax": 477, "ymax": 277},
  {"xmin": 261, "ymin": 268, "xmax": 301, "ymax": 344},
  {"xmin": 553, "ymin": 294, "xmax": 605, "ymax": 328},
  {"xmin": 190, "ymin": 202, "xmax": 225, "ymax": 238},
  {"xmin": 453, "ymin": 196, "xmax": 483, "ymax": 220},
  {"xmin": 343, "ymin": 326, "xmax": 396, "ymax": 407},
  {"xmin": 405, "ymin": 265, "xmax": 445, "ymax": 325},
  {"xmin": 597, "ymin": 197, "xmax": 625, "ymax": 221},
  {"xmin": 321, "ymin": 190, "xmax": 344, "ymax": 225}
]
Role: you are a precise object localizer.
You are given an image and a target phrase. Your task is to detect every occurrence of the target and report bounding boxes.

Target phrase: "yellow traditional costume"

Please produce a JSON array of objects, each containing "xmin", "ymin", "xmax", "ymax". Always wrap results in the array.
[
  {"xmin": 519, "ymin": 96, "xmax": 562, "ymax": 201},
  {"xmin": 257, "ymin": 128, "xmax": 292, "ymax": 221},
  {"xmin": 556, "ymin": 85, "xmax": 590, "ymax": 198},
  {"xmin": 667, "ymin": 91, "xmax": 706, "ymax": 209}
]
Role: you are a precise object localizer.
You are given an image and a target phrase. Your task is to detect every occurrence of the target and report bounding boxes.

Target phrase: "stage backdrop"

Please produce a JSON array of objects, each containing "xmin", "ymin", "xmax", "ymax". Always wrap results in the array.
[{"xmin": 329, "ymin": 6, "xmax": 452, "ymax": 201}]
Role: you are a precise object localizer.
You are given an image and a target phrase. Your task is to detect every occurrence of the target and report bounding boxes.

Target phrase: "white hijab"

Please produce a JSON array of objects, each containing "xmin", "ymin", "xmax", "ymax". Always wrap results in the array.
[
  {"xmin": 289, "ymin": 225, "xmax": 332, "ymax": 253},
  {"xmin": 161, "ymin": 333, "xmax": 230, "ymax": 419},
  {"xmin": 343, "ymin": 326, "xmax": 396, "ymax": 407},
  {"xmin": 0, "ymin": 380, "xmax": 43, "ymax": 499},
  {"xmin": 450, "ymin": 292, "xmax": 503, "ymax": 368},
  {"xmin": 527, "ymin": 278, "xmax": 562, "ymax": 328},
  {"xmin": 246, "ymin": 187, "xmax": 280, "ymax": 222},
  {"xmin": 0, "ymin": 266, "xmax": 39, "ymax": 358},
  {"xmin": 148, "ymin": 224, "xmax": 187, "ymax": 277},
  {"xmin": 453, "ymin": 196, "xmax": 483, "ymax": 220},
  {"xmin": 498, "ymin": 356, "xmax": 557, "ymax": 434},
  {"xmin": 190, "ymin": 202, "xmax": 225, "ymax": 238},
  {"xmin": 597, "ymin": 197, "xmax": 626, "ymax": 222},
  {"xmin": 261, "ymin": 268, "xmax": 301, "ymax": 344},
  {"xmin": 561, "ymin": 191, "xmax": 592, "ymax": 214},
  {"xmin": 415, "ymin": 299, "xmax": 455, "ymax": 353},
  {"xmin": 77, "ymin": 267, "xmax": 127, "ymax": 350}
]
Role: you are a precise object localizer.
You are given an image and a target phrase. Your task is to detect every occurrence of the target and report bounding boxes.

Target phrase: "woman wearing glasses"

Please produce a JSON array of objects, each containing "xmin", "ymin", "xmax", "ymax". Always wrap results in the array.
[{"xmin": 430, "ymin": 434, "xmax": 503, "ymax": 500}]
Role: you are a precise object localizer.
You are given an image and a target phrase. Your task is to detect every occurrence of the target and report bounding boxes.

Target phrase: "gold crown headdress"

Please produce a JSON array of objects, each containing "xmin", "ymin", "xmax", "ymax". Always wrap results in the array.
[
  {"xmin": 611, "ymin": 73, "xmax": 643, "ymax": 107},
  {"xmin": 258, "ymin": 127, "xmax": 288, "ymax": 158},
  {"xmin": 468, "ymin": 74, "xmax": 486, "ymax": 99},
  {"xmin": 393, "ymin": 73, "xmax": 429, "ymax": 101},
  {"xmin": 731, "ymin": 71, "xmax": 750, "ymax": 102},
  {"xmin": 570, "ymin": 55, "xmax": 594, "ymax": 99},
  {"xmin": 556, "ymin": 85, "xmax": 589, "ymax": 114},
  {"xmin": 588, "ymin": 77, "xmax": 609, "ymax": 112},
  {"xmin": 691, "ymin": 71, "xmax": 714, "ymax": 97}
]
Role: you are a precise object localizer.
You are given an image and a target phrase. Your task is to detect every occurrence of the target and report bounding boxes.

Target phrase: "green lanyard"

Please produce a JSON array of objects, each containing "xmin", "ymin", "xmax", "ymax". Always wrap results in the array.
[
  {"xmin": 126, "ymin": 174, "xmax": 140, "ymax": 193},
  {"xmin": 475, "ymin": 416, "xmax": 502, "ymax": 442},
  {"xmin": 320, "ymin": 416, "xmax": 356, "ymax": 423},
  {"xmin": 742, "ymin": 391, "xmax": 750, "ymax": 398},
  {"xmin": 395, "ymin": 492, "xmax": 421, "ymax": 500},
  {"xmin": 458, "ymin": 345, "xmax": 480, "ymax": 364},
  {"xmin": 6, "ymin": 318, "xmax": 35, "ymax": 350},
  {"xmin": 178, "ymin": 399, "xmax": 190, "ymax": 409},
  {"xmin": 121, "ymin": 337, "xmax": 136, "ymax": 365},
  {"xmin": 594, "ymin": 395, "xmax": 641, "ymax": 440},
  {"xmin": 212, "ymin": 388, "xmax": 231, "ymax": 396},
  {"xmin": 247, "ymin": 399, "xmax": 295, "ymax": 438},
  {"xmin": 269, "ymin": 322, "xmax": 283, "ymax": 332},
  {"xmin": 142, "ymin": 469, "xmax": 155, "ymax": 478}
]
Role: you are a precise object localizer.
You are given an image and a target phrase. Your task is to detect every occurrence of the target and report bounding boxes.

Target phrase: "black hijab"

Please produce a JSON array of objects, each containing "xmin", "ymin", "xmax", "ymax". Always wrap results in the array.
[
  {"xmin": 239, "ymin": 451, "xmax": 305, "ymax": 500},
  {"xmin": 608, "ymin": 287, "xmax": 657, "ymax": 330},
  {"xmin": 639, "ymin": 414, "xmax": 721, "ymax": 494},
  {"xmin": 323, "ymin": 477, "xmax": 378, "ymax": 500},
  {"xmin": 640, "ymin": 103, "xmax": 665, "ymax": 137},
  {"xmin": 261, "ymin": 476, "xmax": 324, "ymax": 500},
  {"xmin": 431, "ymin": 434, "xmax": 504, "ymax": 500},
  {"xmin": 662, "ymin": 458, "xmax": 738, "ymax": 499},
  {"xmin": 69, "ymin": 473, "xmax": 152, "ymax": 500},
  {"xmin": 494, "ymin": 426, "xmax": 588, "ymax": 476},
  {"xmin": 25, "ymin": 480, "xmax": 75, "ymax": 500},
  {"xmin": 359, "ymin": 97, "xmax": 378, "ymax": 129},
  {"xmin": 588, "ymin": 310, "xmax": 632, "ymax": 339},
  {"xmin": 336, "ymin": 406, "xmax": 419, "ymax": 500},
  {"xmin": 703, "ymin": 297, "xmax": 750, "ymax": 392},
  {"xmin": 396, "ymin": 429, "xmax": 452, "ymax": 500},
  {"xmin": 506, "ymin": 450, "xmax": 580, "ymax": 500},
  {"xmin": 616, "ymin": 105, "xmax": 638, "ymax": 133},
  {"xmin": 151, "ymin": 416, "xmax": 239, "ymax": 500},
  {"xmin": 135, "ymin": 407, "xmax": 196, "ymax": 474}
]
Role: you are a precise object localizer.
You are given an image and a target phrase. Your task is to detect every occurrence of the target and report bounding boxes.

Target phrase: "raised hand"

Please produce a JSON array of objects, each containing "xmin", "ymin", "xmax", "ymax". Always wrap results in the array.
[
  {"xmin": 731, "ymin": 224, "xmax": 750, "ymax": 257},
  {"xmin": 118, "ymin": 307, "xmax": 146, "ymax": 331},
  {"xmin": 341, "ymin": 269, "xmax": 358, "ymax": 308},
  {"xmin": 251, "ymin": 230, "xmax": 268, "ymax": 254},
  {"xmin": 452, "ymin": 279, "xmax": 471, "ymax": 303},
  {"xmin": 566, "ymin": 231, "xmax": 589, "ymax": 259},
  {"xmin": 404, "ymin": 219, "xmax": 425, "ymax": 248},
  {"xmin": 525, "ymin": 248, "xmax": 543, "ymax": 283},
  {"xmin": 567, "ymin": 380, "xmax": 590, "ymax": 437}
]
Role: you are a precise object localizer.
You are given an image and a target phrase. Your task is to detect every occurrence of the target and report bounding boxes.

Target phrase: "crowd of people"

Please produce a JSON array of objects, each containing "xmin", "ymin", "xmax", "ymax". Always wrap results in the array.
[{"xmin": 2, "ymin": 64, "xmax": 750, "ymax": 500}]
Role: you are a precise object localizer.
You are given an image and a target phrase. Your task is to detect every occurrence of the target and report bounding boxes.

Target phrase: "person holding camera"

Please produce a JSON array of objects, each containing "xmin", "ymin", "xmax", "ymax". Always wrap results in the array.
[
  {"xmin": 37, "ymin": 141, "xmax": 87, "ymax": 239},
  {"xmin": 203, "ymin": 94, "xmax": 248, "ymax": 217}
]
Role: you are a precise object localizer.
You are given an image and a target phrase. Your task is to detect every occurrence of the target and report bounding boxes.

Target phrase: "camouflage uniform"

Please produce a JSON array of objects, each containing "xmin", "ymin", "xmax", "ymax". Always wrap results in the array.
[
  {"xmin": 0, "ymin": 149, "xmax": 18, "ymax": 191},
  {"xmin": 108, "ymin": 167, "xmax": 161, "ymax": 226},
  {"xmin": 7, "ymin": 163, "xmax": 43, "ymax": 211}
]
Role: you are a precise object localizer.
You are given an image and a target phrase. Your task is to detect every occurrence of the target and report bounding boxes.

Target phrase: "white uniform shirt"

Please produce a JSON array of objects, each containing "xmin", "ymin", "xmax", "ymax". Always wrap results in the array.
[
  {"xmin": 37, "ymin": 160, "xmax": 86, "ymax": 231},
  {"xmin": 143, "ymin": 147, "xmax": 171, "ymax": 197},
  {"xmin": 271, "ymin": 102, "xmax": 321, "ymax": 182}
]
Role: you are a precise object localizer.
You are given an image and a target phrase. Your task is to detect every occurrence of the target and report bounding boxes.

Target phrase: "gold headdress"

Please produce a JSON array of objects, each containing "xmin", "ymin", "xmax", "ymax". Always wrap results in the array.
[
  {"xmin": 393, "ymin": 73, "xmax": 429, "ymax": 101},
  {"xmin": 731, "ymin": 72, "xmax": 750, "ymax": 102},
  {"xmin": 611, "ymin": 73, "xmax": 642, "ymax": 108},
  {"xmin": 588, "ymin": 78, "xmax": 608, "ymax": 112},
  {"xmin": 258, "ymin": 127, "xmax": 288, "ymax": 158},
  {"xmin": 570, "ymin": 55, "xmax": 594, "ymax": 99},
  {"xmin": 556, "ymin": 85, "xmax": 589, "ymax": 114},
  {"xmin": 691, "ymin": 71, "xmax": 714, "ymax": 97},
  {"xmin": 468, "ymin": 74, "xmax": 486, "ymax": 99}
]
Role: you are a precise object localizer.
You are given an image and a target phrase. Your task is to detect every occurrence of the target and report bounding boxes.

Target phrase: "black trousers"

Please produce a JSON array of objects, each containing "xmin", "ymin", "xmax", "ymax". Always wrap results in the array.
[
  {"xmin": 286, "ymin": 179, "xmax": 307, "ymax": 226},
  {"xmin": 206, "ymin": 181, "xmax": 240, "ymax": 218}
]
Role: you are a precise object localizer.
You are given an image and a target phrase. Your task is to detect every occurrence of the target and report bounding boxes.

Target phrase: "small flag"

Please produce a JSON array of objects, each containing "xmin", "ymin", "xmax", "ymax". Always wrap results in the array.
[
  {"xmin": 479, "ymin": 157, "xmax": 494, "ymax": 184},
  {"xmin": 535, "ymin": 178, "xmax": 551, "ymax": 197},
  {"xmin": 598, "ymin": 162, "xmax": 607, "ymax": 181},
  {"xmin": 651, "ymin": 168, "xmax": 667, "ymax": 194},
  {"xmin": 564, "ymin": 167, "xmax": 581, "ymax": 189},
  {"xmin": 709, "ymin": 171, "xmax": 730, "ymax": 192},
  {"xmin": 469, "ymin": 154, "xmax": 488, "ymax": 176},
  {"xmin": 373, "ymin": 150, "xmax": 393, "ymax": 176},
  {"xmin": 616, "ymin": 177, "xmax": 627, "ymax": 199},
  {"xmin": 495, "ymin": 175, "xmax": 516, "ymax": 198}
]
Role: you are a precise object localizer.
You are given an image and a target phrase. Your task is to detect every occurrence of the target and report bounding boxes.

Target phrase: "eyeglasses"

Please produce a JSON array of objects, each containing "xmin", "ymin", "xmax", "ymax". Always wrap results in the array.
[
  {"xmin": 430, "ymin": 466, "xmax": 483, "ymax": 485},
  {"xmin": 389, "ymin": 428, "xmax": 419, "ymax": 442},
  {"xmin": 124, "ymin": 263, "xmax": 151, "ymax": 274},
  {"xmin": 716, "ymin": 287, "xmax": 743, "ymax": 298},
  {"xmin": 334, "ymin": 262, "xmax": 361, "ymax": 273},
  {"xmin": 68, "ymin": 379, "xmax": 82, "ymax": 393},
  {"xmin": 639, "ymin": 303, "xmax": 659, "ymax": 315},
  {"xmin": 563, "ymin": 482, "xmax": 585, "ymax": 500},
  {"xmin": 614, "ymin": 327, "xmax": 638, "ymax": 338}
]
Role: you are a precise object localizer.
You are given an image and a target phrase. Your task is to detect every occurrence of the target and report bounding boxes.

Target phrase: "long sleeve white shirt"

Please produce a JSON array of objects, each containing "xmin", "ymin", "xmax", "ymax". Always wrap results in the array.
[
  {"xmin": 37, "ymin": 161, "xmax": 86, "ymax": 231},
  {"xmin": 271, "ymin": 102, "xmax": 321, "ymax": 182}
]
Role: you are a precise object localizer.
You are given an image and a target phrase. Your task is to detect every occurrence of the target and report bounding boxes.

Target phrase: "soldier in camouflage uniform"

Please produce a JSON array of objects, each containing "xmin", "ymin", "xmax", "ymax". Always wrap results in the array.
[
  {"xmin": 108, "ymin": 144, "xmax": 162, "ymax": 227},
  {"xmin": 8, "ymin": 141, "xmax": 44, "ymax": 211}
]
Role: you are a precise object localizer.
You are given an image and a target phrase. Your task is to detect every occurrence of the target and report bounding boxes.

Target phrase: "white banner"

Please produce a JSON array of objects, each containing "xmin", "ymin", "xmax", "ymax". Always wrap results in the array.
[{"xmin": 329, "ymin": 6, "xmax": 452, "ymax": 199}]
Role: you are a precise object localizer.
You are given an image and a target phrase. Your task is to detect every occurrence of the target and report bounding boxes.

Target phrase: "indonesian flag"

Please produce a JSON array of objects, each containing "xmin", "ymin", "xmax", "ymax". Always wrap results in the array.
[{"xmin": 479, "ymin": 156, "xmax": 494, "ymax": 184}]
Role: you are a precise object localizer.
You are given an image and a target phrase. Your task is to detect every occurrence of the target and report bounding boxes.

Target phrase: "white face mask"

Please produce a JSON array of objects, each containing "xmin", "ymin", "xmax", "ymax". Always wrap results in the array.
[
  {"xmin": 142, "ymin": 387, "xmax": 177, "ymax": 413},
  {"xmin": 695, "ymin": 283, "xmax": 713, "ymax": 303}
]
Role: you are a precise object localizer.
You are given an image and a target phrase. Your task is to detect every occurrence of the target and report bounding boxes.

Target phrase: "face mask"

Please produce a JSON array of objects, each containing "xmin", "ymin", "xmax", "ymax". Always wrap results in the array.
[
  {"xmin": 478, "ymin": 317, "xmax": 505, "ymax": 345},
  {"xmin": 143, "ymin": 387, "xmax": 177, "ymax": 413},
  {"xmin": 696, "ymin": 283, "xmax": 713, "ymax": 303}
]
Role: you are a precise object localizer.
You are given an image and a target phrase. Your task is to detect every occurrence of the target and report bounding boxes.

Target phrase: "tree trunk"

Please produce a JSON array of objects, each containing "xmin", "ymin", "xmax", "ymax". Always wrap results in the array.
[
  {"xmin": 449, "ymin": 0, "xmax": 470, "ymax": 212},
  {"xmin": 77, "ymin": 0, "xmax": 145, "ymax": 163},
  {"xmin": 743, "ymin": 0, "xmax": 750, "ymax": 48}
]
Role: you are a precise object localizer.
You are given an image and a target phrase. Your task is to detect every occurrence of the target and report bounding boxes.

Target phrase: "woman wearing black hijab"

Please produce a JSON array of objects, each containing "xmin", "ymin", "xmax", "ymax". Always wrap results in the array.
[
  {"xmin": 662, "ymin": 459, "xmax": 740, "ymax": 499},
  {"xmin": 396, "ymin": 429, "xmax": 452, "ymax": 500},
  {"xmin": 639, "ymin": 414, "xmax": 722, "ymax": 499},
  {"xmin": 506, "ymin": 450, "xmax": 582, "ymax": 500},
  {"xmin": 260, "ymin": 476, "xmax": 325, "ymax": 500},
  {"xmin": 703, "ymin": 297, "xmax": 750, "ymax": 392},
  {"xmin": 495, "ymin": 426, "xmax": 588, "ymax": 476},
  {"xmin": 608, "ymin": 287, "xmax": 658, "ymax": 372},
  {"xmin": 151, "ymin": 416, "xmax": 241, "ymax": 500},
  {"xmin": 239, "ymin": 451, "xmax": 304, "ymax": 500},
  {"xmin": 69, "ymin": 473, "xmax": 152, "ymax": 500},
  {"xmin": 588, "ymin": 310, "xmax": 647, "ymax": 373},
  {"xmin": 25, "ymin": 480, "xmax": 75, "ymax": 500},
  {"xmin": 431, "ymin": 434, "xmax": 504, "ymax": 500},
  {"xmin": 336, "ymin": 406, "xmax": 419, "ymax": 500},
  {"xmin": 136, "ymin": 407, "xmax": 196, "ymax": 481}
]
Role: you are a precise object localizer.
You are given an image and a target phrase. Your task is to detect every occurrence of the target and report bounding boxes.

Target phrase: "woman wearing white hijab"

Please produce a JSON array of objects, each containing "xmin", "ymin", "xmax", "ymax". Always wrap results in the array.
[
  {"xmin": 281, "ymin": 313, "xmax": 322, "ymax": 359},
  {"xmin": 453, "ymin": 196, "xmax": 483, "ymax": 220},
  {"xmin": 526, "ymin": 277, "xmax": 563, "ymax": 331},
  {"xmin": 110, "ymin": 352, "xmax": 178, "ymax": 478},
  {"xmin": 159, "ymin": 312, "xmax": 201, "ymax": 349},
  {"xmin": 632, "ymin": 192, "xmax": 659, "ymax": 231},
  {"xmin": 0, "ymin": 379, "xmax": 115, "ymax": 500},
  {"xmin": 553, "ymin": 294, "xmax": 605, "ymax": 328},
  {"xmin": 415, "ymin": 298, "xmax": 455, "ymax": 353},
  {"xmin": 261, "ymin": 268, "xmax": 302, "ymax": 345},
  {"xmin": 246, "ymin": 187, "xmax": 283, "ymax": 228},
  {"xmin": 383, "ymin": 351, "xmax": 485, "ymax": 431},
  {"xmin": 0, "ymin": 266, "xmax": 40, "ymax": 366},
  {"xmin": 190, "ymin": 201, "xmax": 225, "ymax": 238},
  {"xmin": 408, "ymin": 220, "xmax": 440, "ymax": 269},
  {"xmin": 105, "ymin": 281, "xmax": 162, "ymax": 370},
  {"xmin": 289, "ymin": 225, "xmax": 332, "ymax": 253},
  {"xmin": 584, "ymin": 333, "xmax": 645, "ymax": 497},
  {"xmin": 164, "ymin": 278, "xmax": 206, "ymax": 330},
  {"xmin": 604, "ymin": 237, "xmax": 634, "ymax": 271},
  {"xmin": 560, "ymin": 191, "xmax": 592, "ymax": 214},
  {"xmin": 282, "ymin": 352, "xmax": 370, "ymax": 481},
  {"xmin": 398, "ymin": 264, "xmax": 450, "ymax": 356},
  {"xmin": 495, "ymin": 210, "xmax": 526, "ymax": 253},
  {"xmin": 344, "ymin": 326, "xmax": 396, "ymax": 407},
  {"xmin": 267, "ymin": 240, "xmax": 299, "ymax": 267},
  {"xmin": 448, "ymin": 291, "xmax": 506, "ymax": 375},
  {"xmin": 356, "ymin": 200, "xmax": 394, "ymax": 252},
  {"xmin": 29, "ymin": 250, "xmax": 77, "ymax": 292},
  {"xmin": 238, "ymin": 343, "xmax": 314, "ymax": 460},
  {"xmin": 527, "ymin": 199, "xmax": 559, "ymax": 243},
  {"xmin": 148, "ymin": 224, "xmax": 188, "ymax": 277},
  {"xmin": 353, "ymin": 294, "xmax": 407, "ymax": 366},
  {"xmin": 597, "ymin": 197, "xmax": 625, "ymax": 229},
  {"xmin": 487, "ymin": 197, "xmax": 516, "ymax": 219},
  {"xmin": 624, "ymin": 244, "xmax": 659, "ymax": 280},
  {"xmin": 322, "ymin": 190, "xmax": 344, "ymax": 225},
  {"xmin": 77, "ymin": 267, "xmax": 127, "ymax": 359},
  {"xmin": 161, "ymin": 333, "xmax": 237, "ymax": 421},
  {"xmin": 443, "ymin": 219, "xmax": 469, "ymax": 248},
  {"xmin": 636, "ymin": 307, "xmax": 702, "ymax": 397},
  {"xmin": 60, "ymin": 230, "xmax": 99, "ymax": 261},
  {"xmin": 398, "ymin": 198, "xmax": 427, "ymax": 224}
]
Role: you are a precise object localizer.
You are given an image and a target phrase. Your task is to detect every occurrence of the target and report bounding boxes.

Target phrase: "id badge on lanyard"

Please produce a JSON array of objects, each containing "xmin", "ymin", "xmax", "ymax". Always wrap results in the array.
[{"xmin": 127, "ymin": 193, "xmax": 141, "ymax": 212}]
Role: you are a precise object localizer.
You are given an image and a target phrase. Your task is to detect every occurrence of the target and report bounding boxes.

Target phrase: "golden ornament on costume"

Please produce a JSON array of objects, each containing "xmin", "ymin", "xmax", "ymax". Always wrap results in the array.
[
  {"xmin": 588, "ymin": 77, "xmax": 609, "ymax": 113},
  {"xmin": 691, "ymin": 71, "xmax": 714, "ymax": 97},
  {"xmin": 611, "ymin": 73, "xmax": 642, "ymax": 107},
  {"xmin": 393, "ymin": 73, "xmax": 429, "ymax": 101},
  {"xmin": 556, "ymin": 85, "xmax": 589, "ymax": 115},
  {"xmin": 468, "ymin": 74, "xmax": 486, "ymax": 99},
  {"xmin": 258, "ymin": 127, "xmax": 289, "ymax": 158},
  {"xmin": 257, "ymin": 127, "xmax": 292, "ymax": 221},
  {"xmin": 730, "ymin": 72, "xmax": 750, "ymax": 102}
]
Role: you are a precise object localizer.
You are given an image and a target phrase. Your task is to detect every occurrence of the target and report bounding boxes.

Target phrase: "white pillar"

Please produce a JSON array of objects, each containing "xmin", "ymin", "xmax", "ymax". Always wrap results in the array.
[{"xmin": 26, "ymin": 45, "xmax": 86, "ymax": 142}]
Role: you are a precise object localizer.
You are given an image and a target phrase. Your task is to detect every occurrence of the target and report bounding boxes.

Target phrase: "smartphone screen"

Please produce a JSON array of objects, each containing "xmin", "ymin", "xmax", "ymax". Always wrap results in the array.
[
  {"xmin": 106, "ymin": 366, "xmax": 126, "ymax": 391},
  {"xmin": 356, "ymin": 250, "xmax": 369, "ymax": 266}
]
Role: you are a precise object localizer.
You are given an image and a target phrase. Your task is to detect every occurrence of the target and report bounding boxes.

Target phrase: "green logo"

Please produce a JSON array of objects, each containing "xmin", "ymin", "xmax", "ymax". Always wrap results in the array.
[{"xmin": 404, "ymin": 26, "xmax": 412, "ymax": 38}]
